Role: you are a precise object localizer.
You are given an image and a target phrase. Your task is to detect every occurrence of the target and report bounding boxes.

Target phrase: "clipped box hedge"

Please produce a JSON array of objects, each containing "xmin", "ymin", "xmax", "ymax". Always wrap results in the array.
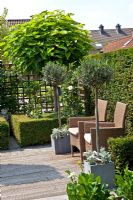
[
  {"xmin": 108, "ymin": 136, "xmax": 133, "ymax": 171},
  {"xmin": 0, "ymin": 116, "xmax": 9, "ymax": 150},
  {"xmin": 11, "ymin": 113, "xmax": 66, "ymax": 147}
]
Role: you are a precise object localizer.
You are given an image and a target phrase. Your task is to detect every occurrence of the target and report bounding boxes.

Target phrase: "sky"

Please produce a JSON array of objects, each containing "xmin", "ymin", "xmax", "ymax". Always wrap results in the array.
[{"xmin": 0, "ymin": 0, "xmax": 133, "ymax": 30}]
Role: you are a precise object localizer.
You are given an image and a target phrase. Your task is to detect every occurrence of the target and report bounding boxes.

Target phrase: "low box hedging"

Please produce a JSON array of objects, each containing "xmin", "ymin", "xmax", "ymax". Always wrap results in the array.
[
  {"xmin": 108, "ymin": 136, "xmax": 133, "ymax": 171},
  {"xmin": 11, "ymin": 113, "xmax": 66, "ymax": 147},
  {"xmin": 0, "ymin": 116, "xmax": 9, "ymax": 150}
]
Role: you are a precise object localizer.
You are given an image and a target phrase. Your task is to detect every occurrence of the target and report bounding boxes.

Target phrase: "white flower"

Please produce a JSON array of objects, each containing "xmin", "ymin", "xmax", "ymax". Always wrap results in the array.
[{"xmin": 67, "ymin": 85, "xmax": 73, "ymax": 91}]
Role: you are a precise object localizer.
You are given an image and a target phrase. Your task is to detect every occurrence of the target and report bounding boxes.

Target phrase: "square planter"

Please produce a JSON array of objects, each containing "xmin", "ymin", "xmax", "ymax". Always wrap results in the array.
[
  {"xmin": 51, "ymin": 134, "xmax": 71, "ymax": 154},
  {"xmin": 84, "ymin": 161, "xmax": 115, "ymax": 188}
]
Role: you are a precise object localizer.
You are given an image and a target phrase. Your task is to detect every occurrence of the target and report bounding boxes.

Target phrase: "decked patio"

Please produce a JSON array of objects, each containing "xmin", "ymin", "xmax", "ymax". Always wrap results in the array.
[{"xmin": 0, "ymin": 140, "xmax": 80, "ymax": 200}]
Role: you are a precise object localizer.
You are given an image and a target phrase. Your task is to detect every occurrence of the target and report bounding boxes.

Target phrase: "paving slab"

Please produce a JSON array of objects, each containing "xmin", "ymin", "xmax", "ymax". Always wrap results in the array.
[
  {"xmin": 0, "ymin": 143, "xmax": 80, "ymax": 200},
  {"xmin": 38, "ymin": 194, "xmax": 68, "ymax": 200}
]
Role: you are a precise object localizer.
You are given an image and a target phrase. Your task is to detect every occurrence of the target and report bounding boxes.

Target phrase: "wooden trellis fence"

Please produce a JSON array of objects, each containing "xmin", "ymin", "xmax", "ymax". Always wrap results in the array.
[{"xmin": 0, "ymin": 63, "xmax": 54, "ymax": 114}]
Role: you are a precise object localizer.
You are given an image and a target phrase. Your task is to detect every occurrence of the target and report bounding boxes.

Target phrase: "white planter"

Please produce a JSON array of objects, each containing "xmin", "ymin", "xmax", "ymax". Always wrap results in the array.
[
  {"xmin": 84, "ymin": 161, "xmax": 115, "ymax": 188},
  {"xmin": 51, "ymin": 134, "xmax": 71, "ymax": 154}
]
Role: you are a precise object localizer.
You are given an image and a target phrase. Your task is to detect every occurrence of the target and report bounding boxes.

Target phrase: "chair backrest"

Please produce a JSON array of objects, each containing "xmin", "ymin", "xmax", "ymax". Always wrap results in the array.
[
  {"xmin": 98, "ymin": 99, "xmax": 108, "ymax": 121},
  {"xmin": 114, "ymin": 102, "xmax": 127, "ymax": 128}
]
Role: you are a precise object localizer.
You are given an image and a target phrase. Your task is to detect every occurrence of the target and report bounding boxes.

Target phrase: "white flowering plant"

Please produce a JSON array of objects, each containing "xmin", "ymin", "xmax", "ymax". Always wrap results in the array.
[{"xmin": 83, "ymin": 147, "xmax": 112, "ymax": 165}]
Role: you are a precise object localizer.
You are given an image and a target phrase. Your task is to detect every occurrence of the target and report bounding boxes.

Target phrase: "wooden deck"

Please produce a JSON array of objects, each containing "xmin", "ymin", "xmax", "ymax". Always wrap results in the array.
[{"xmin": 0, "ymin": 144, "xmax": 80, "ymax": 200}]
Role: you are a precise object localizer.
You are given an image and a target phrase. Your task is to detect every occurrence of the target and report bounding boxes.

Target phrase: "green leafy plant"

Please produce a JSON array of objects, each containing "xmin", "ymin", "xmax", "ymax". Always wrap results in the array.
[
  {"xmin": 66, "ymin": 170, "xmax": 111, "ymax": 200},
  {"xmin": 0, "ymin": 116, "xmax": 9, "ymax": 150},
  {"xmin": 77, "ymin": 57, "xmax": 113, "ymax": 152},
  {"xmin": 3, "ymin": 10, "xmax": 92, "ymax": 73},
  {"xmin": 11, "ymin": 113, "xmax": 66, "ymax": 147},
  {"xmin": 61, "ymin": 75, "xmax": 83, "ymax": 117},
  {"xmin": 115, "ymin": 167, "xmax": 133, "ymax": 200},
  {"xmin": 84, "ymin": 147, "xmax": 112, "ymax": 165},
  {"xmin": 51, "ymin": 125, "xmax": 69, "ymax": 139},
  {"xmin": 108, "ymin": 136, "xmax": 133, "ymax": 171},
  {"xmin": 91, "ymin": 48, "xmax": 133, "ymax": 134},
  {"xmin": 0, "ymin": 8, "xmax": 9, "ymax": 61}
]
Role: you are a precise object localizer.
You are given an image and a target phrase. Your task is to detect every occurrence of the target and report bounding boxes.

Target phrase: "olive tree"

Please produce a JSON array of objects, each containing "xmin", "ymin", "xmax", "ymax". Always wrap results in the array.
[
  {"xmin": 42, "ymin": 62, "xmax": 68, "ymax": 128},
  {"xmin": 77, "ymin": 57, "xmax": 112, "ymax": 152},
  {"xmin": 3, "ymin": 10, "xmax": 92, "ymax": 73}
]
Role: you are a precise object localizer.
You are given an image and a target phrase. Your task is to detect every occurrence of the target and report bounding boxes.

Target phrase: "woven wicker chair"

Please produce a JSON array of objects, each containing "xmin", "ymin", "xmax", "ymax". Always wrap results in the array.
[
  {"xmin": 68, "ymin": 99, "xmax": 108, "ymax": 160},
  {"xmin": 83, "ymin": 101, "xmax": 127, "ymax": 158}
]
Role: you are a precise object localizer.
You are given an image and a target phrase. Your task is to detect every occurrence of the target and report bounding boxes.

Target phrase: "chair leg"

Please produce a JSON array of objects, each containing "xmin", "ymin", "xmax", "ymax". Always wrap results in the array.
[
  {"xmin": 80, "ymin": 150, "xmax": 84, "ymax": 163},
  {"xmin": 71, "ymin": 145, "xmax": 74, "ymax": 157}
]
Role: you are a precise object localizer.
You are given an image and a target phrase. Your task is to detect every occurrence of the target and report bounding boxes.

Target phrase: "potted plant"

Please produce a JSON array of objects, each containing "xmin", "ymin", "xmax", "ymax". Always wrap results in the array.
[
  {"xmin": 66, "ymin": 169, "xmax": 111, "ymax": 200},
  {"xmin": 77, "ymin": 57, "xmax": 114, "ymax": 186},
  {"xmin": 51, "ymin": 126, "xmax": 71, "ymax": 154},
  {"xmin": 83, "ymin": 147, "xmax": 115, "ymax": 188},
  {"xmin": 42, "ymin": 62, "xmax": 70, "ymax": 154}
]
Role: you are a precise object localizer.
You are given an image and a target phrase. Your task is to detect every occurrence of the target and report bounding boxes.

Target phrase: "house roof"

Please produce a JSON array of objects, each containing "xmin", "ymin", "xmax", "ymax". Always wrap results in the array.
[
  {"xmin": 102, "ymin": 35, "xmax": 133, "ymax": 52},
  {"xmin": 7, "ymin": 20, "xmax": 133, "ymax": 52},
  {"xmin": 90, "ymin": 24, "xmax": 133, "ymax": 46},
  {"xmin": 7, "ymin": 19, "xmax": 30, "ymax": 26}
]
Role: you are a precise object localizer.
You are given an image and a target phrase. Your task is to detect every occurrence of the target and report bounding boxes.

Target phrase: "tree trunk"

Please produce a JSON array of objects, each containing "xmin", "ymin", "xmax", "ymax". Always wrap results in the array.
[
  {"xmin": 53, "ymin": 86, "xmax": 58, "ymax": 112},
  {"xmin": 95, "ymin": 88, "xmax": 100, "ymax": 152},
  {"xmin": 53, "ymin": 86, "xmax": 61, "ymax": 128},
  {"xmin": 57, "ymin": 87, "xmax": 61, "ymax": 128}
]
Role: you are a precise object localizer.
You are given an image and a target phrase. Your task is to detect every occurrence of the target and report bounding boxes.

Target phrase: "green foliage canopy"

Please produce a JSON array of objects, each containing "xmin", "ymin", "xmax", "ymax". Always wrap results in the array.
[
  {"xmin": 42, "ymin": 61, "xmax": 67, "ymax": 86},
  {"xmin": 77, "ymin": 57, "xmax": 113, "ymax": 152},
  {"xmin": 3, "ymin": 10, "xmax": 92, "ymax": 73},
  {"xmin": 77, "ymin": 57, "xmax": 113, "ymax": 89},
  {"xmin": 0, "ymin": 8, "xmax": 9, "ymax": 60}
]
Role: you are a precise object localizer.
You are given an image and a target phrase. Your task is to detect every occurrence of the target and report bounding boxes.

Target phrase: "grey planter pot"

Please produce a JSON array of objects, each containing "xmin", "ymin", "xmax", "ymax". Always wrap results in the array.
[
  {"xmin": 51, "ymin": 134, "xmax": 71, "ymax": 154},
  {"xmin": 84, "ymin": 161, "xmax": 115, "ymax": 188}
]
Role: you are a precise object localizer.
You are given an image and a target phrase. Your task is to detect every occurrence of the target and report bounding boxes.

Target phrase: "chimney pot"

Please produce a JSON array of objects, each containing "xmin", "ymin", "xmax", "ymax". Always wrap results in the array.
[
  {"xmin": 116, "ymin": 24, "xmax": 121, "ymax": 33},
  {"xmin": 99, "ymin": 24, "xmax": 104, "ymax": 34}
]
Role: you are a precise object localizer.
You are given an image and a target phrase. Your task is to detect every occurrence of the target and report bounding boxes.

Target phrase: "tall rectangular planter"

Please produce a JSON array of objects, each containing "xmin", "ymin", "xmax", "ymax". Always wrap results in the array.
[
  {"xmin": 51, "ymin": 134, "xmax": 71, "ymax": 154},
  {"xmin": 84, "ymin": 161, "xmax": 115, "ymax": 188}
]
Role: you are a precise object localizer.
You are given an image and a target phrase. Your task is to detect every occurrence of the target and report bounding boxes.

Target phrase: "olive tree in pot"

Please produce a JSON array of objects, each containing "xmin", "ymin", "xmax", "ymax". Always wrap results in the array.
[
  {"xmin": 77, "ymin": 57, "xmax": 114, "ymax": 188},
  {"xmin": 42, "ymin": 61, "xmax": 71, "ymax": 154}
]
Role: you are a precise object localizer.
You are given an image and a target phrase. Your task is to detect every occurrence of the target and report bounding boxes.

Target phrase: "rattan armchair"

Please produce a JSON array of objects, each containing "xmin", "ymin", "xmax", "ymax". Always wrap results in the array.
[
  {"xmin": 68, "ymin": 99, "xmax": 108, "ymax": 159},
  {"xmin": 83, "ymin": 101, "xmax": 127, "ymax": 157}
]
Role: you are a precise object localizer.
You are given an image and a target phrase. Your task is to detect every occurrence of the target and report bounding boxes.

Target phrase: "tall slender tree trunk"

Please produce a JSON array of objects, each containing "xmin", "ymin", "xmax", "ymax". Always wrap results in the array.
[
  {"xmin": 53, "ymin": 86, "xmax": 58, "ymax": 112},
  {"xmin": 53, "ymin": 85, "xmax": 61, "ymax": 128},
  {"xmin": 95, "ymin": 88, "xmax": 100, "ymax": 152},
  {"xmin": 57, "ymin": 90, "xmax": 61, "ymax": 129}
]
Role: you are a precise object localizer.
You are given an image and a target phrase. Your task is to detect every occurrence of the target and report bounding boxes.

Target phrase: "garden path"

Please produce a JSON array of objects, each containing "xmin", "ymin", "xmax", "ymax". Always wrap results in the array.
[{"xmin": 0, "ymin": 144, "xmax": 80, "ymax": 200}]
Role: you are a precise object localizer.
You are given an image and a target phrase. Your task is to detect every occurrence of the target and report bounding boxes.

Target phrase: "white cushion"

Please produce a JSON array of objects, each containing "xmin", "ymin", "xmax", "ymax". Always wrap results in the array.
[
  {"xmin": 68, "ymin": 127, "xmax": 78, "ymax": 136},
  {"xmin": 84, "ymin": 133, "xmax": 91, "ymax": 144}
]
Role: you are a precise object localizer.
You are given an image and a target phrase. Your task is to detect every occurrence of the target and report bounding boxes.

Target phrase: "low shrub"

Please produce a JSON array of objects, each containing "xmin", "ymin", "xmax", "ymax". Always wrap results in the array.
[
  {"xmin": 11, "ymin": 113, "xmax": 66, "ymax": 147},
  {"xmin": 0, "ymin": 116, "xmax": 9, "ymax": 150},
  {"xmin": 108, "ymin": 136, "xmax": 133, "ymax": 171},
  {"xmin": 115, "ymin": 167, "xmax": 133, "ymax": 200},
  {"xmin": 66, "ymin": 170, "xmax": 110, "ymax": 200}
]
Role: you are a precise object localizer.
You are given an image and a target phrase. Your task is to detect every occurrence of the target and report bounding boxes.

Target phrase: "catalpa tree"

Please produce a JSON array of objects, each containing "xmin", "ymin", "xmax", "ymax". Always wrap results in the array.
[{"xmin": 3, "ymin": 10, "xmax": 92, "ymax": 73}]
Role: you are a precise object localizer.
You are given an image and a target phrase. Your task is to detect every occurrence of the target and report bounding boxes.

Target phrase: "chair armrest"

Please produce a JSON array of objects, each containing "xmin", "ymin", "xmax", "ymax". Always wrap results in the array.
[
  {"xmin": 90, "ymin": 127, "xmax": 124, "ymax": 150},
  {"xmin": 91, "ymin": 127, "xmax": 124, "ymax": 135},
  {"xmin": 68, "ymin": 116, "xmax": 95, "ymax": 127},
  {"xmin": 84, "ymin": 121, "xmax": 115, "ymax": 132}
]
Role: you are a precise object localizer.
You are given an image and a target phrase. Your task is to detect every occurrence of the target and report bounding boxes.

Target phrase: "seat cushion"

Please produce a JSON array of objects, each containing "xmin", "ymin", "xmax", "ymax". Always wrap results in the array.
[
  {"xmin": 84, "ymin": 133, "xmax": 91, "ymax": 144},
  {"xmin": 68, "ymin": 127, "xmax": 78, "ymax": 136}
]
